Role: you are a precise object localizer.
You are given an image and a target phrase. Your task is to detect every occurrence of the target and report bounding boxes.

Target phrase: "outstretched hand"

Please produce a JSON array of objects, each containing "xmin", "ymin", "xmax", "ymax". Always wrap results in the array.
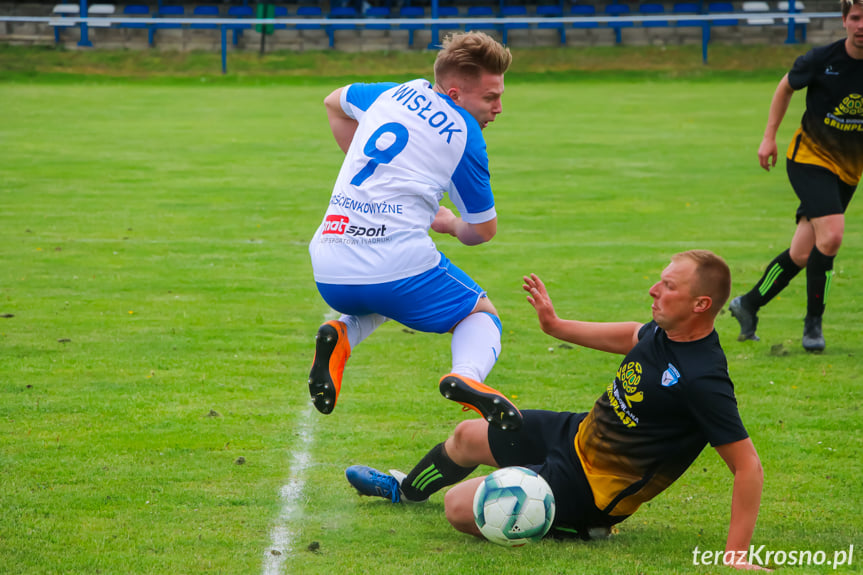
[{"xmin": 523, "ymin": 273, "xmax": 559, "ymax": 334}]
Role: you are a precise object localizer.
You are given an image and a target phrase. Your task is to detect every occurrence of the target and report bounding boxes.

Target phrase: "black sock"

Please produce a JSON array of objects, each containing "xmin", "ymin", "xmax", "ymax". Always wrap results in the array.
[
  {"xmin": 400, "ymin": 442, "xmax": 477, "ymax": 501},
  {"xmin": 742, "ymin": 249, "xmax": 802, "ymax": 310},
  {"xmin": 806, "ymin": 246, "xmax": 834, "ymax": 317}
]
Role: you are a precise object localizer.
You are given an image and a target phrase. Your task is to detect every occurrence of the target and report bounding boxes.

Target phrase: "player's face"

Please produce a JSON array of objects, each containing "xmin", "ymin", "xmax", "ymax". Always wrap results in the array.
[
  {"xmin": 844, "ymin": 4, "xmax": 863, "ymax": 55},
  {"xmin": 450, "ymin": 72, "xmax": 505, "ymax": 130},
  {"xmin": 648, "ymin": 259, "xmax": 700, "ymax": 330}
]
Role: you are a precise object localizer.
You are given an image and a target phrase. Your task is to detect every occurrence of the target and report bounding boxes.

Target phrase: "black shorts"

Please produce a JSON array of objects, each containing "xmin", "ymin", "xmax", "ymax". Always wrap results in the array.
[
  {"xmin": 787, "ymin": 159, "xmax": 857, "ymax": 222},
  {"xmin": 487, "ymin": 409, "xmax": 625, "ymax": 539}
]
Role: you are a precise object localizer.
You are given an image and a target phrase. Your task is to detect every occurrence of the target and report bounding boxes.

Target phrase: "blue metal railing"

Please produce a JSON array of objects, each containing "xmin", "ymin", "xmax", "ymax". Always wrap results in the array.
[{"xmin": 1, "ymin": 11, "xmax": 841, "ymax": 74}]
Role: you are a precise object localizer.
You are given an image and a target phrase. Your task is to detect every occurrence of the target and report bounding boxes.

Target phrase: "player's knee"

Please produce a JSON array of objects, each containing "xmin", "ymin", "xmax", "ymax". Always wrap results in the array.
[
  {"xmin": 817, "ymin": 233, "xmax": 843, "ymax": 256},
  {"xmin": 790, "ymin": 248, "xmax": 810, "ymax": 268},
  {"xmin": 479, "ymin": 310, "xmax": 502, "ymax": 335},
  {"xmin": 471, "ymin": 296, "xmax": 499, "ymax": 318},
  {"xmin": 444, "ymin": 488, "xmax": 476, "ymax": 534},
  {"xmin": 450, "ymin": 420, "xmax": 484, "ymax": 458},
  {"xmin": 813, "ymin": 216, "xmax": 845, "ymax": 256}
]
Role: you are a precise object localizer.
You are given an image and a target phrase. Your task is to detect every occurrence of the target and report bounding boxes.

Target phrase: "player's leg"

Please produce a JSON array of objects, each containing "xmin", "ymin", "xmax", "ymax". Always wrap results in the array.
[
  {"xmin": 444, "ymin": 477, "xmax": 485, "ymax": 536},
  {"xmin": 401, "ymin": 409, "xmax": 551, "ymax": 502},
  {"xmin": 357, "ymin": 253, "xmax": 520, "ymax": 430},
  {"xmin": 788, "ymin": 217, "xmax": 817, "ymax": 266},
  {"xmin": 738, "ymin": 241, "xmax": 806, "ymax": 311},
  {"xmin": 443, "ymin": 410, "xmax": 586, "ymax": 538},
  {"xmin": 730, "ymin": 219, "xmax": 808, "ymax": 342},
  {"xmin": 731, "ymin": 160, "xmax": 841, "ymax": 344},
  {"xmin": 787, "ymin": 162, "xmax": 854, "ymax": 351},
  {"xmin": 397, "ymin": 419, "xmax": 495, "ymax": 501},
  {"xmin": 439, "ymin": 296, "xmax": 521, "ymax": 432},
  {"xmin": 450, "ymin": 297, "xmax": 501, "ymax": 384},
  {"xmin": 802, "ymin": 214, "xmax": 844, "ymax": 351},
  {"xmin": 347, "ymin": 410, "xmax": 557, "ymax": 504},
  {"xmin": 346, "ymin": 419, "xmax": 493, "ymax": 503}
]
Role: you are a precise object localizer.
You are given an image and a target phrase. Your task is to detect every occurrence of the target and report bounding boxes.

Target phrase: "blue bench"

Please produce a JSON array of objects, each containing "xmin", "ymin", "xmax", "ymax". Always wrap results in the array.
[
  {"xmin": 190, "ymin": 5, "xmax": 219, "ymax": 30},
  {"xmin": 536, "ymin": 4, "xmax": 566, "ymax": 44}
]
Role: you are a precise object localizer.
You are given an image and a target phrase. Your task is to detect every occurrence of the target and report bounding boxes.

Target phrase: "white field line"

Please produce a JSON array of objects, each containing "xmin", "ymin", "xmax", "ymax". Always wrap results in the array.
[
  {"xmin": 262, "ymin": 309, "xmax": 337, "ymax": 574},
  {"xmin": 261, "ymin": 405, "xmax": 315, "ymax": 575}
]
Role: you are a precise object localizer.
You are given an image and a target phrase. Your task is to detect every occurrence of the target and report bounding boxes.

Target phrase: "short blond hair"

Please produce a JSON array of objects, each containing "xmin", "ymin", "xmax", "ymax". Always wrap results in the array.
[
  {"xmin": 673, "ymin": 250, "xmax": 732, "ymax": 316},
  {"xmin": 840, "ymin": 0, "xmax": 862, "ymax": 17},
  {"xmin": 433, "ymin": 32, "xmax": 512, "ymax": 86}
]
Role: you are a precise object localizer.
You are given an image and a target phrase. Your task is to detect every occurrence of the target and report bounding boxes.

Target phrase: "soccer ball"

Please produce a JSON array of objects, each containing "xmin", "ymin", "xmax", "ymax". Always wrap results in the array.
[{"xmin": 472, "ymin": 466, "xmax": 556, "ymax": 547}]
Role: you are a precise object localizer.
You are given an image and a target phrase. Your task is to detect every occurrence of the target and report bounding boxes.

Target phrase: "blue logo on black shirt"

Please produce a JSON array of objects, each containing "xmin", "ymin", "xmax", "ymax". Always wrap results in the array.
[{"xmin": 661, "ymin": 363, "xmax": 680, "ymax": 387}]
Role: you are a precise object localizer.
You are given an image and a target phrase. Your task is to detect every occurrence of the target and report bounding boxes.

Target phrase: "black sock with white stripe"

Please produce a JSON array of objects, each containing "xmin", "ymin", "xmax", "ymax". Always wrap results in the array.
[{"xmin": 400, "ymin": 442, "xmax": 476, "ymax": 502}]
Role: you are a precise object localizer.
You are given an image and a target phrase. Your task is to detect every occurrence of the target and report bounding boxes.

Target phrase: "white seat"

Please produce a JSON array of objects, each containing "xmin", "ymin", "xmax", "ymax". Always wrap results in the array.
[
  {"xmin": 87, "ymin": 4, "xmax": 116, "ymax": 27},
  {"xmin": 50, "ymin": 3, "xmax": 79, "ymax": 26},
  {"xmin": 89, "ymin": 4, "xmax": 115, "ymax": 15},
  {"xmin": 777, "ymin": 1, "xmax": 811, "ymax": 23},
  {"xmin": 52, "ymin": 4, "xmax": 79, "ymax": 15},
  {"xmin": 742, "ymin": 1, "xmax": 774, "ymax": 25}
]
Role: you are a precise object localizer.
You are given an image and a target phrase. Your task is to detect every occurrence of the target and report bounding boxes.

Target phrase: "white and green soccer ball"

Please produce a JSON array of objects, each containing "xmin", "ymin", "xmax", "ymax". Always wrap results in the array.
[{"xmin": 472, "ymin": 466, "xmax": 556, "ymax": 547}]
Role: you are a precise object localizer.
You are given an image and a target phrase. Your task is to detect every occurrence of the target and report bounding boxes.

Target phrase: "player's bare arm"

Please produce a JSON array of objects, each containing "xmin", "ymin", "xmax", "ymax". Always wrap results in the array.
[
  {"xmin": 758, "ymin": 74, "xmax": 795, "ymax": 171},
  {"xmin": 715, "ymin": 438, "xmax": 770, "ymax": 571},
  {"xmin": 523, "ymin": 273, "xmax": 641, "ymax": 355},
  {"xmin": 324, "ymin": 87, "xmax": 358, "ymax": 154},
  {"xmin": 431, "ymin": 205, "xmax": 497, "ymax": 246}
]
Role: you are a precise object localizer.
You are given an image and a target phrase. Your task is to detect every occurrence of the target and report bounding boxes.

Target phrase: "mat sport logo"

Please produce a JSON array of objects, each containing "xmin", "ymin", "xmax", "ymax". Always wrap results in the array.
[{"xmin": 322, "ymin": 214, "xmax": 388, "ymax": 238}]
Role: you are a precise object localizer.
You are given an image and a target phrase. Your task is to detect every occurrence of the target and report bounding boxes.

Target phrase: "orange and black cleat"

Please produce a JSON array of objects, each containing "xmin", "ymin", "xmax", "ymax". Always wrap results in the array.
[
  {"xmin": 439, "ymin": 373, "xmax": 522, "ymax": 432},
  {"xmin": 308, "ymin": 320, "xmax": 351, "ymax": 414}
]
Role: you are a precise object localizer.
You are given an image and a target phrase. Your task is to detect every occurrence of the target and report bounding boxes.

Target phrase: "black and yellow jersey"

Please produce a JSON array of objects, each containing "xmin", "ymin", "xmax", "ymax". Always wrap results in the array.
[
  {"xmin": 574, "ymin": 322, "xmax": 748, "ymax": 517},
  {"xmin": 787, "ymin": 39, "xmax": 863, "ymax": 186}
]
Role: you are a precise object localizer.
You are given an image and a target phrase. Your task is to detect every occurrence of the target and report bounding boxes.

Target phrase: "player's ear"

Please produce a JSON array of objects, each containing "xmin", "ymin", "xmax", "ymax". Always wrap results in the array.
[
  {"xmin": 693, "ymin": 296, "xmax": 712, "ymax": 314},
  {"xmin": 445, "ymin": 74, "xmax": 472, "ymax": 102}
]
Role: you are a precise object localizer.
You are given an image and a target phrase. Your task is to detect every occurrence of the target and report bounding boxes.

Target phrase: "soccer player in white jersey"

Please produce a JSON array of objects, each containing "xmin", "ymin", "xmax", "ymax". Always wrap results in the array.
[{"xmin": 307, "ymin": 32, "xmax": 522, "ymax": 431}]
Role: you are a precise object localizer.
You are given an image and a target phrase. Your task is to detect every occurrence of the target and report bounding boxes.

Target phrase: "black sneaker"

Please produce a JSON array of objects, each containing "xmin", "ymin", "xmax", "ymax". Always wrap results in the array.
[
  {"xmin": 729, "ymin": 296, "xmax": 760, "ymax": 342},
  {"xmin": 308, "ymin": 320, "xmax": 351, "ymax": 414},
  {"xmin": 802, "ymin": 315, "xmax": 825, "ymax": 352},
  {"xmin": 439, "ymin": 373, "xmax": 522, "ymax": 432}
]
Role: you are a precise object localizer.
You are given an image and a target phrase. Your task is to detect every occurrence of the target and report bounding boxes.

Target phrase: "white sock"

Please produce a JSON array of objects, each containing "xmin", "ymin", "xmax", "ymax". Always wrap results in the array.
[
  {"xmin": 339, "ymin": 313, "xmax": 388, "ymax": 350},
  {"xmin": 450, "ymin": 312, "xmax": 502, "ymax": 382}
]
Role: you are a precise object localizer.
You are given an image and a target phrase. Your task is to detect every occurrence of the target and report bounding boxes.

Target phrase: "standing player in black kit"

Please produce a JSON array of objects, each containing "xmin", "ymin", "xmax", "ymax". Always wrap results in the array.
[{"xmin": 730, "ymin": 0, "xmax": 863, "ymax": 351}]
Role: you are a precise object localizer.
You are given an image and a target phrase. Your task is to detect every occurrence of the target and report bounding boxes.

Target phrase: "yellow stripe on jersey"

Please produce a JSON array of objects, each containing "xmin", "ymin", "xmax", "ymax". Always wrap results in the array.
[
  {"xmin": 574, "ymin": 410, "xmax": 673, "ymax": 517},
  {"xmin": 787, "ymin": 127, "xmax": 862, "ymax": 186}
]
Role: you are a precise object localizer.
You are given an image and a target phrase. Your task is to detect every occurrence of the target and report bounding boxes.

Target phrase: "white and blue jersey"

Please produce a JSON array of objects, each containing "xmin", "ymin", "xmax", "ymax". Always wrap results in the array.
[{"xmin": 310, "ymin": 78, "xmax": 497, "ymax": 285}]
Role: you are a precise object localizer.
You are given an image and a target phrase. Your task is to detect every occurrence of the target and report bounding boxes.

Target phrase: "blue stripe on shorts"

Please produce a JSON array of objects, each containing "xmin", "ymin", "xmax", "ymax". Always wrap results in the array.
[{"xmin": 316, "ymin": 252, "xmax": 485, "ymax": 334}]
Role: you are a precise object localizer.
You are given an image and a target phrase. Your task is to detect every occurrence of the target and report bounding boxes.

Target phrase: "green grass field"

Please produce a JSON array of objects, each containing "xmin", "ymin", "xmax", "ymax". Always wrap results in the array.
[{"xmin": 1, "ymin": 46, "xmax": 861, "ymax": 574}]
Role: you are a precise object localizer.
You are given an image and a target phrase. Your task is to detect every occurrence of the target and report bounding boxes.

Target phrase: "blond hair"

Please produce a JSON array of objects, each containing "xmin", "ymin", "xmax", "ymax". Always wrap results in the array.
[
  {"xmin": 840, "ymin": 0, "xmax": 862, "ymax": 17},
  {"xmin": 433, "ymin": 32, "xmax": 512, "ymax": 86},
  {"xmin": 672, "ymin": 250, "xmax": 732, "ymax": 316}
]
